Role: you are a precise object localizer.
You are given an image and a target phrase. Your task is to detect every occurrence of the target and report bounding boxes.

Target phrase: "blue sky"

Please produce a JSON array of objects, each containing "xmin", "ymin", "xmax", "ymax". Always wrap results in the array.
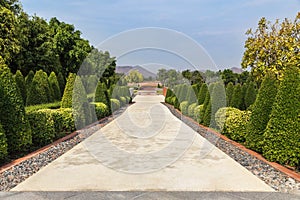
[{"xmin": 21, "ymin": 0, "xmax": 299, "ymax": 72}]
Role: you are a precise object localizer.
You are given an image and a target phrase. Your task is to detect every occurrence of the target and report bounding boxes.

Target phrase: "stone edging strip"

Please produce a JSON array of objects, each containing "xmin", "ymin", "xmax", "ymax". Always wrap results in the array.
[{"xmin": 162, "ymin": 102, "xmax": 300, "ymax": 193}]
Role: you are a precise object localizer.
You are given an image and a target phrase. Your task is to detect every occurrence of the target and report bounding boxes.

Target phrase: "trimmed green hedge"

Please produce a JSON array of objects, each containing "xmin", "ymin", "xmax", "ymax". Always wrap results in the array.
[
  {"xmin": 27, "ymin": 108, "xmax": 75, "ymax": 148},
  {"xmin": 215, "ymin": 107, "xmax": 251, "ymax": 142},
  {"xmin": 262, "ymin": 66, "xmax": 300, "ymax": 167},
  {"xmin": 230, "ymin": 84, "xmax": 243, "ymax": 110},
  {"xmin": 197, "ymin": 84, "xmax": 208, "ymax": 105},
  {"xmin": 225, "ymin": 82, "xmax": 234, "ymax": 106},
  {"xmin": 25, "ymin": 101, "xmax": 61, "ymax": 113},
  {"xmin": 0, "ymin": 124, "xmax": 8, "ymax": 161}
]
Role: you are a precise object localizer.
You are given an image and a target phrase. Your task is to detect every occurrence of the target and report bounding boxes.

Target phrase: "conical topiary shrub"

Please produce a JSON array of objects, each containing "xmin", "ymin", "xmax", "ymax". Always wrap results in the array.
[
  {"xmin": 57, "ymin": 72, "xmax": 65, "ymax": 97},
  {"xmin": 48, "ymin": 72, "xmax": 61, "ymax": 101},
  {"xmin": 14, "ymin": 70, "xmax": 26, "ymax": 104},
  {"xmin": 0, "ymin": 63, "xmax": 32, "ymax": 153},
  {"xmin": 225, "ymin": 82, "xmax": 234, "ymax": 106},
  {"xmin": 230, "ymin": 84, "xmax": 243, "ymax": 110},
  {"xmin": 197, "ymin": 83, "xmax": 208, "ymax": 105},
  {"xmin": 262, "ymin": 66, "xmax": 300, "ymax": 167},
  {"xmin": 26, "ymin": 70, "xmax": 52, "ymax": 105},
  {"xmin": 61, "ymin": 73, "xmax": 76, "ymax": 108},
  {"xmin": 244, "ymin": 81, "xmax": 257, "ymax": 109},
  {"xmin": 245, "ymin": 73, "xmax": 278, "ymax": 153}
]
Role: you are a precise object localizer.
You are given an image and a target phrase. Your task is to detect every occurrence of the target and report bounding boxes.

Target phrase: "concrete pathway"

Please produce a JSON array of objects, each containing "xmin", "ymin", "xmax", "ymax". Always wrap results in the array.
[{"xmin": 12, "ymin": 95, "xmax": 273, "ymax": 192}]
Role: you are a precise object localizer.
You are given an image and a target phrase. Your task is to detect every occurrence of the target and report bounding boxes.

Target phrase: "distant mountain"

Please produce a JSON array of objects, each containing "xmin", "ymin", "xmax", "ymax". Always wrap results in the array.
[
  {"xmin": 116, "ymin": 66, "xmax": 157, "ymax": 79},
  {"xmin": 230, "ymin": 67, "xmax": 244, "ymax": 74}
]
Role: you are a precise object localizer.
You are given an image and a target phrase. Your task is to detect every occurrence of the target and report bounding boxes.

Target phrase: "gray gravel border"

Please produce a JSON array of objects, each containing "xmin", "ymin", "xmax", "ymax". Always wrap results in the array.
[{"xmin": 163, "ymin": 103, "xmax": 300, "ymax": 194}]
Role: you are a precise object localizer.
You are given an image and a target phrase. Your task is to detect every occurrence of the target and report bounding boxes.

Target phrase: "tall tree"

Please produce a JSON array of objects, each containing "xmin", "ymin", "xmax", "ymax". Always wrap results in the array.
[
  {"xmin": 242, "ymin": 13, "xmax": 300, "ymax": 80},
  {"xmin": 0, "ymin": 6, "xmax": 20, "ymax": 64}
]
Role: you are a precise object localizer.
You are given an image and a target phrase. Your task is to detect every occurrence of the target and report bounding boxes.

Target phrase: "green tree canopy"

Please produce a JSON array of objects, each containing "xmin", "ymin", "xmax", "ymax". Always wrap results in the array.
[{"xmin": 242, "ymin": 13, "xmax": 300, "ymax": 80}]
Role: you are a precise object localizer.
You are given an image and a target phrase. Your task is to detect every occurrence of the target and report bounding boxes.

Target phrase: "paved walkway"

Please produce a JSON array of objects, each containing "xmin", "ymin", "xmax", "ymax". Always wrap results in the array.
[{"xmin": 12, "ymin": 95, "xmax": 273, "ymax": 192}]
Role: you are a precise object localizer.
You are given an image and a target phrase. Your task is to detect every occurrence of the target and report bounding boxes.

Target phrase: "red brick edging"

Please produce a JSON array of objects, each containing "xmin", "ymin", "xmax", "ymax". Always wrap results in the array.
[{"xmin": 165, "ymin": 103, "xmax": 300, "ymax": 182}]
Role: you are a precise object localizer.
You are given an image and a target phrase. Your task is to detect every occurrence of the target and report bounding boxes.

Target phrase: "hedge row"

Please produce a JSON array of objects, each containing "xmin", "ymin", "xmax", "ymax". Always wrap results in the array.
[{"xmin": 27, "ymin": 108, "xmax": 75, "ymax": 148}]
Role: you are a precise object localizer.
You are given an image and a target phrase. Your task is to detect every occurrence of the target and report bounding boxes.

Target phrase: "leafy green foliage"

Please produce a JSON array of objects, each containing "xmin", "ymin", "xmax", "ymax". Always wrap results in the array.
[
  {"xmin": 57, "ymin": 72, "xmax": 65, "ymax": 97},
  {"xmin": 197, "ymin": 84, "xmax": 208, "ymax": 105},
  {"xmin": 14, "ymin": 70, "xmax": 26, "ymax": 104},
  {"xmin": 95, "ymin": 82, "xmax": 108, "ymax": 105},
  {"xmin": 186, "ymin": 85, "xmax": 197, "ymax": 104},
  {"xmin": 262, "ymin": 66, "xmax": 300, "ymax": 167},
  {"xmin": 0, "ymin": 63, "xmax": 32, "ymax": 153},
  {"xmin": 210, "ymin": 82, "xmax": 226, "ymax": 128},
  {"xmin": 61, "ymin": 73, "xmax": 76, "ymax": 108},
  {"xmin": 245, "ymin": 73, "xmax": 278, "ymax": 152},
  {"xmin": 179, "ymin": 101, "xmax": 189, "ymax": 115},
  {"xmin": 230, "ymin": 84, "xmax": 243, "ymax": 109},
  {"xmin": 244, "ymin": 81, "xmax": 257, "ymax": 110},
  {"xmin": 27, "ymin": 108, "xmax": 75, "ymax": 148},
  {"xmin": 91, "ymin": 103, "xmax": 110, "ymax": 120},
  {"xmin": 0, "ymin": 6, "xmax": 20, "ymax": 64},
  {"xmin": 193, "ymin": 104, "xmax": 204, "ymax": 123},
  {"xmin": 215, "ymin": 107, "xmax": 251, "ymax": 142},
  {"xmin": 188, "ymin": 103, "xmax": 197, "ymax": 118},
  {"xmin": 25, "ymin": 101, "xmax": 61, "ymax": 113},
  {"xmin": 125, "ymin": 70, "xmax": 144, "ymax": 83},
  {"xmin": 48, "ymin": 72, "xmax": 61, "ymax": 101},
  {"xmin": 242, "ymin": 13, "xmax": 300, "ymax": 80},
  {"xmin": 221, "ymin": 69, "xmax": 238, "ymax": 85},
  {"xmin": 72, "ymin": 76, "xmax": 92, "ymax": 129},
  {"xmin": 25, "ymin": 70, "xmax": 34, "ymax": 91},
  {"xmin": 26, "ymin": 70, "xmax": 52, "ymax": 106},
  {"xmin": 0, "ymin": 124, "xmax": 8, "ymax": 161},
  {"xmin": 225, "ymin": 82, "xmax": 234, "ymax": 106}
]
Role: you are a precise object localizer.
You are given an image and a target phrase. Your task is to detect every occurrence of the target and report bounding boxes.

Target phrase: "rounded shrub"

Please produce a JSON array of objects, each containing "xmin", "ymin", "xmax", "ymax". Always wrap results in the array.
[
  {"xmin": 0, "ymin": 124, "xmax": 8, "ymax": 161},
  {"xmin": 262, "ymin": 66, "xmax": 300, "ymax": 167},
  {"xmin": 0, "ymin": 64, "xmax": 32, "ymax": 153},
  {"xmin": 14, "ymin": 70, "xmax": 26, "ymax": 104},
  {"xmin": 110, "ymin": 98, "xmax": 120, "ymax": 112},
  {"xmin": 215, "ymin": 107, "xmax": 251, "ymax": 142},
  {"xmin": 48, "ymin": 72, "xmax": 61, "ymax": 101},
  {"xmin": 91, "ymin": 102, "xmax": 110, "ymax": 120},
  {"xmin": 61, "ymin": 73, "xmax": 76, "ymax": 108},
  {"xmin": 245, "ymin": 73, "xmax": 278, "ymax": 152},
  {"xmin": 179, "ymin": 101, "xmax": 189, "ymax": 115},
  {"xmin": 26, "ymin": 70, "xmax": 52, "ymax": 106}
]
